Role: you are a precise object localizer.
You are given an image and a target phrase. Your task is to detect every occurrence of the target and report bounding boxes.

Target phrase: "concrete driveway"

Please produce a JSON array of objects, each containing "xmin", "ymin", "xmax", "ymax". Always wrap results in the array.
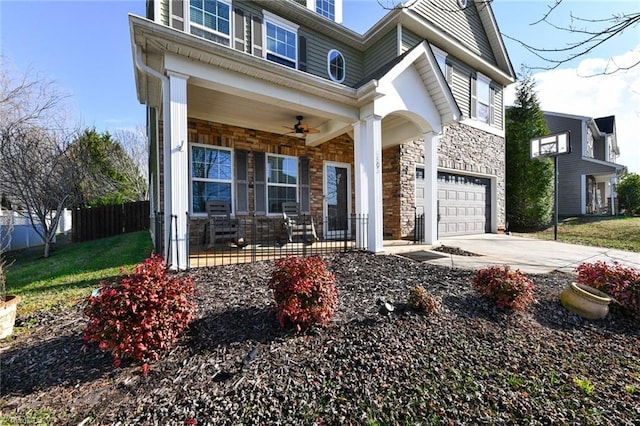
[{"xmin": 388, "ymin": 234, "xmax": 640, "ymax": 275}]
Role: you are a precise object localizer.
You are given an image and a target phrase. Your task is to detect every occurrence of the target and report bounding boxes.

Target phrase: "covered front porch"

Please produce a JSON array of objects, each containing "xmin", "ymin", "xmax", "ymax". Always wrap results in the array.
[{"xmin": 131, "ymin": 16, "xmax": 460, "ymax": 270}]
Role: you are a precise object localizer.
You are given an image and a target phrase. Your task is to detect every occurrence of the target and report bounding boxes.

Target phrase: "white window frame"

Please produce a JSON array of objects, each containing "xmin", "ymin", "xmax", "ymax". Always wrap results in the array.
[
  {"xmin": 430, "ymin": 45, "xmax": 448, "ymax": 76},
  {"xmin": 315, "ymin": 0, "xmax": 335, "ymax": 20},
  {"xmin": 190, "ymin": 143, "xmax": 234, "ymax": 216},
  {"xmin": 263, "ymin": 11, "xmax": 299, "ymax": 69},
  {"xmin": 188, "ymin": 0, "xmax": 232, "ymax": 43},
  {"xmin": 266, "ymin": 153, "xmax": 298, "ymax": 215},
  {"xmin": 327, "ymin": 49, "xmax": 346, "ymax": 83},
  {"xmin": 476, "ymin": 73, "xmax": 491, "ymax": 124},
  {"xmin": 306, "ymin": 0, "xmax": 342, "ymax": 23}
]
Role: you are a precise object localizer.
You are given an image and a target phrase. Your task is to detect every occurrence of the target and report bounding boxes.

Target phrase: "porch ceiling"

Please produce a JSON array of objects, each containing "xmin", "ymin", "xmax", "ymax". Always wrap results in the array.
[{"xmin": 187, "ymin": 84, "xmax": 335, "ymax": 138}]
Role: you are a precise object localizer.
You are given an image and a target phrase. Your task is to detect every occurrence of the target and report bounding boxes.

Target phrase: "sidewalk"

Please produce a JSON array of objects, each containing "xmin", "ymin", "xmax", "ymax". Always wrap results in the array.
[{"xmin": 384, "ymin": 234, "xmax": 640, "ymax": 275}]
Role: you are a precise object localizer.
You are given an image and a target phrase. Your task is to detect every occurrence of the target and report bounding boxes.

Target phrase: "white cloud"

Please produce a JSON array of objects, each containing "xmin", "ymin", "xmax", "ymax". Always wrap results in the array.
[{"xmin": 505, "ymin": 46, "xmax": 640, "ymax": 174}]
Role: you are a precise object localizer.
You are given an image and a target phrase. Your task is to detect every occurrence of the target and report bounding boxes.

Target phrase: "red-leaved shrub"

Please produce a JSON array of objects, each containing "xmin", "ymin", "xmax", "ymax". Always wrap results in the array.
[
  {"xmin": 472, "ymin": 265, "xmax": 535, "ymax": 311},
  {"xmin": 83, "ymin": 255, "xmax": 196, "ymax": 367},
  {"xmin": 268, "ymin": 256, "xmax": 338, "ymax": 331},
  {"xmin": 575, "ymin": 261, "xmax": 640, "ymax": 319}
]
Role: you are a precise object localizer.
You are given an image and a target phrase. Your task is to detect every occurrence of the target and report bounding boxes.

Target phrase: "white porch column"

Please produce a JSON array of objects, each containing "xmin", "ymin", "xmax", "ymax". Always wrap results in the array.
[
  {"xmin": 354, "ymin": 115, "xmax": 384, "ymax": 254},
  {"xmin": 165, "ymin": 72, "xmax": 189, "ymax": 270},
  {"xmin": 353, "ymin": 120, "xmax": 367, "ymax": 249},
  {"xmin": 423, "ymin": 132, "xmax": 439, "ymax": 244}
]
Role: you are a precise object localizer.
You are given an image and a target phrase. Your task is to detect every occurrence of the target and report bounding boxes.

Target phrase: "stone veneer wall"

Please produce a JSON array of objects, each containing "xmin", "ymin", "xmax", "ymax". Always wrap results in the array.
[
  {"xmin": 382, "ymin": 146, "xmax": 401, "ymax": 238},
  {"xmin": 397, "ymin": 122, "xmax": 506, "ymax": 238},
  {"xmin": 158, "ymin": 118, "xmax": 355, "ymax": 246}
]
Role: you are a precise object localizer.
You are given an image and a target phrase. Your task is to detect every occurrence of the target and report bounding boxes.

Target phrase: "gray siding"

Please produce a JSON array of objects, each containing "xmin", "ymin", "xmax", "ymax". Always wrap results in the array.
[
  {"xmin": 449, "ymin": 59, "xmax": 471, "ymax": 119},
  {"xmin": 299, "ymin": 27, "xmax": 364, "ymax": 86},
  {"xmin": 593, "ymin": 138, "xmax": 606, "ymax": 161},
  {"xmin": 364, "ymin": 29, "xmax": 398, "ymax": 76},
  {"xmin": 401, "ymin": 28, "xmax": 422, "ymax": 53},
  {"xmin": 545, "ymin": 114, "xmax": 584, "ymax": 215},
  {"xmin": 411, "ymin": 0, "xmax": 496, "ymax": 64}
]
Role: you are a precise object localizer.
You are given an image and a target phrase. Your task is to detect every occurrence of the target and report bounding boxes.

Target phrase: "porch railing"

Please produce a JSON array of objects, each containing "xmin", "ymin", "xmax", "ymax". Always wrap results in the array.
[{"xmin": 154, "ymin": 212, "xmax": 368, "ymax": 267}]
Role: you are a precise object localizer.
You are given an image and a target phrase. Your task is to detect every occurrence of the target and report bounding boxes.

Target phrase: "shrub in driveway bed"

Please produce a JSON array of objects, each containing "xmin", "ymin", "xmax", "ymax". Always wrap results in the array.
[
  {"xmin": 407, "ymin": 285, "xmax": 441, "ymax": 314},
  {"xmin": 472, "ymin": 265, "xmax": 535, "ymax": 311},
  {"xmin": 83, "ymin": 255, "xmax": 196, "ymax": 367},
  {"xmin": 575, "ymin": 261, "xmax": 640, "ymax": 319},
  {"xmin": 268, "ymin": 256, "xmax": 338, "ymax": 331}
]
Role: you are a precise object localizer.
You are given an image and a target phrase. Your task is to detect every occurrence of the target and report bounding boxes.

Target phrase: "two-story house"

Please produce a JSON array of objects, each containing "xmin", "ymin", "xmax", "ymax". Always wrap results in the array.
[
  {"xmin": 544, "ymin": 112, "xmax": 626, "ymax": 216},
  {"xmin": 130, "ymin": 0, "xmax": 515, "ymax": 269}
]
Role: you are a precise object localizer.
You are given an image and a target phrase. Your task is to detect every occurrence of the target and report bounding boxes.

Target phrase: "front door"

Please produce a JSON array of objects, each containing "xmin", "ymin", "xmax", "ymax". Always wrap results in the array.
[{"xmin": 323, "ymin": 162, "xmax": 351, "ymax": 239}]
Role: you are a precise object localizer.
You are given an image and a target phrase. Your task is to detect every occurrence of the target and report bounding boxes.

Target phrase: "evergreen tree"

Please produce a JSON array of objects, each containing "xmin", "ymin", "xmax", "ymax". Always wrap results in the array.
[
  {"xmin": 68, "ymin": 128, "xmax": 146, "ymax": 207},
  {"xmin": 616, "ymin": 172, "xmax": 640, "ymax": 215},
  {"xmin": 505, "ymin": 73, "xmax": 554, "ymax": 230}
]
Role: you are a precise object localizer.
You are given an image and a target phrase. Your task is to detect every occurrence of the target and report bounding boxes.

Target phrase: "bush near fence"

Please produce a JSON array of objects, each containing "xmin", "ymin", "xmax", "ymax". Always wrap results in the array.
[{"xmin": 72, "ymin": 201, "xmax": 150, "ymax": 242}]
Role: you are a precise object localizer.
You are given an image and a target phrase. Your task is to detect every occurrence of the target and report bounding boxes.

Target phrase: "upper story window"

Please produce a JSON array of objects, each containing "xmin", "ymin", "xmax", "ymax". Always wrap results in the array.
[
  {"xmin": 306, "ymin": 0, "xmax": 342, "ymax": 23},
  {"xmin": 189, "ymin": 0, "xmax": 231, "ymax": 44},
  {"xmin": 267, "ymin": 154, "xmax": 298, "ymax": 213},
  {"xmin": 191, "ymin": 144, "xmax": 233, "ymax": 214},
  {"xmin": 431, "ymin": 45, "xmax": 448, "ymax": 76},
  {"xmin": 476, "ymin": 73, "xmax": 491, "ymax": 124},
  {"xmin": 263, "ymin": 11, "xmax": 298, "ymax": 69},
  {"xmin": 316, "ymin": 0, "xmax": 335, "ymax": 20},
  {"xmin": 327, "ymin": 49, "xmax": 345, "ymax": 83}
]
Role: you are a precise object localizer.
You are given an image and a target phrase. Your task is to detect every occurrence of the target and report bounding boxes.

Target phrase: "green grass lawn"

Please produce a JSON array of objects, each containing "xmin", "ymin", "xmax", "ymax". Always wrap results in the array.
[
  {"xmin": 4, "ymin": 231, "xmax": 153, "ymax": 317},
  {"xmin": 513, "ymin": 215, "xmax": 640, "ymax": 252}
]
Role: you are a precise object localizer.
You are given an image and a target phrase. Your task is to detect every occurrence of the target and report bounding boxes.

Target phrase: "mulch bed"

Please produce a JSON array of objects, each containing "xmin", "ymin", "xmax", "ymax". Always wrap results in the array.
[{"xmin": 1, "ymin": 251, "xmax": 639, "ymax": 424}]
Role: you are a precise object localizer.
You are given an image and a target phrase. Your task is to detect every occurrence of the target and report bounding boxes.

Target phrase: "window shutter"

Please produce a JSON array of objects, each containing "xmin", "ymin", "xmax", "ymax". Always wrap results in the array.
[
  {"xmin": 235, "ymin": 150, "xmax": 249, "ymax": 214},
  {"xmin": 470, "ymin": 75, "xmax": 477, "ymax": 119},
  {"xmin": 251, "ymin": 16, "xmax": 263, "ymax": 57},
  {"xmin": 170, "ymin": 0, "xmax": 185, "ymax": 30},
  {"xmin": 253, "ymin": 151, "xmax": 266, "ymax": 214},
  {"xmin": 234, "ymin": 8, "xmax": 246, "ymax": 52},
  {"xmin": 445, "ymin": 62, "xmax": 453, "ymax": 85},
  {"xmin": 298, "ymin": 35, "xmax": 307, "ymax": 72},
  {"xmin": 489, "ymin": 86, "xmax": 496, "ymax": 127},
  {"xmin": 299, "ymin": 157, "xmax": 311, "ymax": 214}
]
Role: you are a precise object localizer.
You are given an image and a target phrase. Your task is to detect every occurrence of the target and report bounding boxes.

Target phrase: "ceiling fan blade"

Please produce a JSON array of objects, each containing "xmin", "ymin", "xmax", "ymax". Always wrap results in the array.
[{"xmin": 306, "ymin": 128, "xmax": 320, "ymax": 134}]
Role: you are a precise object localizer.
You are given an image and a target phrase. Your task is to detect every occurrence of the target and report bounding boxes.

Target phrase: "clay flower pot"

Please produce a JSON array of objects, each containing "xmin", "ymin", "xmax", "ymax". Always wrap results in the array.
[
  {"xmin": 0, "ymin": 295, "xmax": 20, "ymax": 339},
  {"xmin": 560, "ymin": 282, "xmax": 611, "ymax": 320}
]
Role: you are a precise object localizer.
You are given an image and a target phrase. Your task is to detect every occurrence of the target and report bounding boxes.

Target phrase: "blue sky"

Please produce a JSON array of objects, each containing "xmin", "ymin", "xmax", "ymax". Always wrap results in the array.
[{"xmin": 1, "ymin": 0, "xmax": 638, "ymax": 172}]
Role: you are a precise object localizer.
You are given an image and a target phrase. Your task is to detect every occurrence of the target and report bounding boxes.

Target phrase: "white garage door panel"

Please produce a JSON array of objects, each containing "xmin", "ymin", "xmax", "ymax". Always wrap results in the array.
[{"xmin": 437, "ymin": 172, "xmax": 491, "ymax": 237}]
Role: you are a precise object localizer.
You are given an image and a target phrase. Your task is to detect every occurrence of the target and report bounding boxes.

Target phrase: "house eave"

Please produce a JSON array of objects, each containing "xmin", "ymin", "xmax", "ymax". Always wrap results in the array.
[
  {"xmin": 252, "ymin": 0, "xmax": 365, "ymax": 47},
  {"xmin": 400, "ymin": 9, "xmax": 515, "ymax": 86},
  {"xmin": 130, "ymin": 14, "xmax": 360, "ymax": 107},
  {"xmin": 581, "ymin": 157, "xmax": 627, "ymax": 172}
]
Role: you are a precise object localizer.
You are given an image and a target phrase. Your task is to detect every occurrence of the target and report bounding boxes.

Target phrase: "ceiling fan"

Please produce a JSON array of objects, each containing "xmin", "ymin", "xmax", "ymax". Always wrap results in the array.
[{"xmin": 284, "ymin": 116, "xmax": 320, "ymax": 138}]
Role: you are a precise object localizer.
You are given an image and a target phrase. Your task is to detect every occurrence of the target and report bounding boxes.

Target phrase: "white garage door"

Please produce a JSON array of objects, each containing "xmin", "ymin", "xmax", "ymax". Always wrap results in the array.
[{"xmin": 437, "ymin": 172, "xmax": 491, "ymax": 237}]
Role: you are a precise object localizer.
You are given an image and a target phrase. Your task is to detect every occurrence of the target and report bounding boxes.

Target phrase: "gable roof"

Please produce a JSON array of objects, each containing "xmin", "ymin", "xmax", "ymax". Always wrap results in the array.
[
  {"xmin": 256, "ymin": 0, "xmax": 515, "ymax": 86},
  {"xmin": 594, "ymin": 116, "xmax": 615, "ymax": 134}
]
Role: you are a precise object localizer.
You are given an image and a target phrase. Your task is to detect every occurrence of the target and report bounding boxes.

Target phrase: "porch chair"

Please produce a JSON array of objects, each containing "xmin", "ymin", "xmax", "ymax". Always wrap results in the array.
[
  {"xmin": 205, "ymin": 200, "xmax": 246, "ymax": 248},
  {"xmin": 281, "ymin": 202, "xmax": 318, "ymax": 245}
]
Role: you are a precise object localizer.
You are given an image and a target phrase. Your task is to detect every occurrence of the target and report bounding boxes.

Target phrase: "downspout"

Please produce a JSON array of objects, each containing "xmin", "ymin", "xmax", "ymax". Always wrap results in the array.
[{"xmin": 133, "ymin": 44, "xmax": 172, "ymax": 261}]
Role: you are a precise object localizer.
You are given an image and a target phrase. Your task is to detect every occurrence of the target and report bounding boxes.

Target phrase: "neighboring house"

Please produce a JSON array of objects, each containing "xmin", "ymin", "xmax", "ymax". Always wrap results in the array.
[
  {"xmin": 130, "ymin": 0, "xmax": 515, "ymax": 269},
  {"xmin": 544, "ymin": 112, "xmax": 627, "ymax": 216}
]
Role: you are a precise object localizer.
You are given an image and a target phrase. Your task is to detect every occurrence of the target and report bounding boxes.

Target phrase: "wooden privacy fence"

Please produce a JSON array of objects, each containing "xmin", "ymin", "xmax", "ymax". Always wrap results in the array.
[{"xmin": 72, "ymin": 201, "xmax": 150, "ymax": 242}]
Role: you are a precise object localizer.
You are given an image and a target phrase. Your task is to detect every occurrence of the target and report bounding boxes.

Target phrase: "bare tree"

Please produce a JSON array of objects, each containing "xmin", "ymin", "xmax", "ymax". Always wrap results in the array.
[
  {"xmin": 377, "ymin": 1, "xmax": 639, "ymax": 75},
  {"xmin": 0, "ymin": 60, "xmax": 77, "ymax": 257},
  {"xmin": 500, "ymin": 1, "xmax": 640, "ymax": 75},
  {"xmin": 113, "ymin": 126, "xmax": 149, "ymax": 201}
]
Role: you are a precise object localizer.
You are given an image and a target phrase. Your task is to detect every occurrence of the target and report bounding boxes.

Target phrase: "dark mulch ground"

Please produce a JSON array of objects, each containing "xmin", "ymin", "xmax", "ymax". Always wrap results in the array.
[{"xmin": 1, "ymin": 252, "xmax": 639, "ymax": 425}]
